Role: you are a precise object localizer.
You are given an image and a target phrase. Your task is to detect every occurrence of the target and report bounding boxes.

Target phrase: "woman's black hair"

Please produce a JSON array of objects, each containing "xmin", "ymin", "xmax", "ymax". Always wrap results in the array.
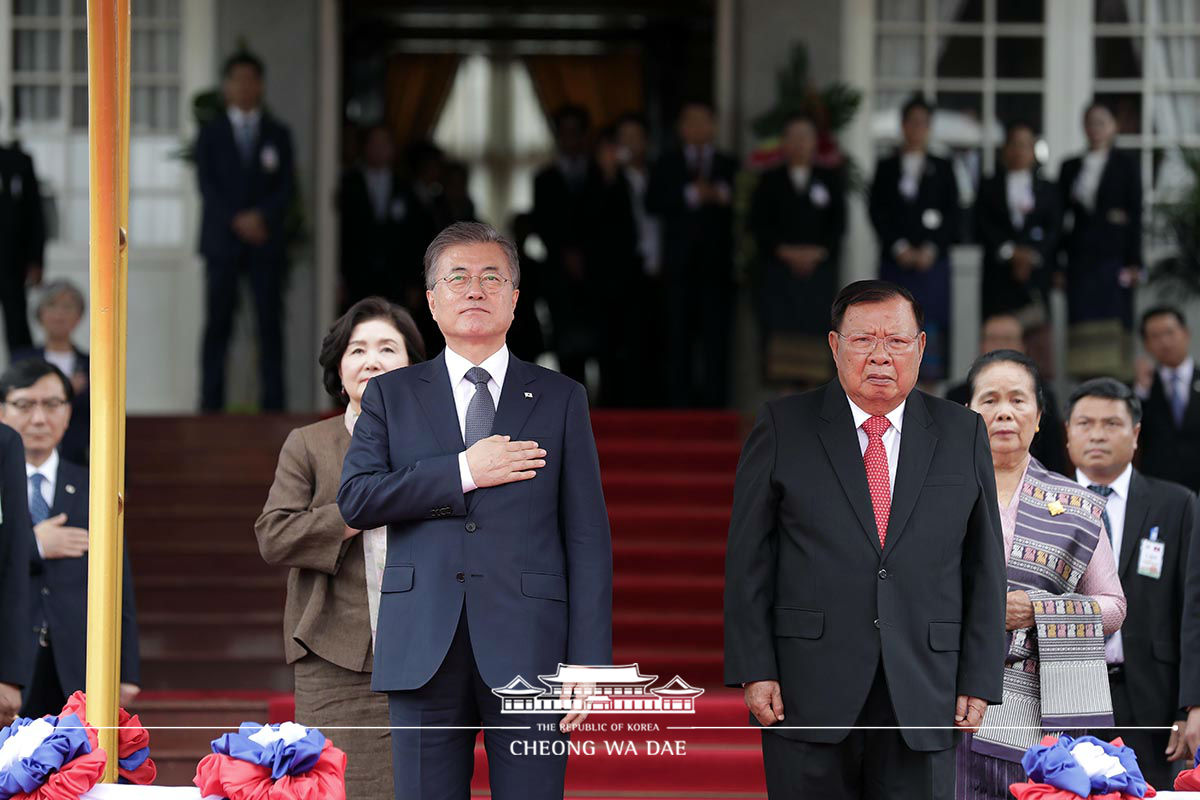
[{"xmin": 318, "ymin": 297, "xmax": 426, "ymax": 404}]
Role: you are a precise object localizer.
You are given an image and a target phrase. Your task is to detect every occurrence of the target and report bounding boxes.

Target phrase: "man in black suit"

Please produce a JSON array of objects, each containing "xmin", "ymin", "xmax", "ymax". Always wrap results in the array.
[
  {"xmin": 338, "ymin": 221, "xmax": 611, "ymax": 800},
  {"xmin": 725, "ymin": 280, "xmax": 1007, "ymax": 798},
  {"xmin": 1066, "ymin": 377, "xmax": 1198, "ymax": 787},
  {"xmin": 0, "ymin": 137, "xmax": 45, "ymax": 354},
  {"xmin": 0, "ymin": 418, "xmax": 33, "ymax": 725},
  {"xmin": 974, "ymin": 121, "xmax": 1060, "ymax": 322},
  {"xmin": 532, "ymin": 105, "xmax": 597, "ymax": 386},
  {"xmin": 0, "ymin": 360, "xmax": 139, "ymax": 717},
  {"xmin": 337, "ymin": 124, "xmax": 431, "ymax": 313},
  {"xmin": 195, "ymin": 51, "xmax": 295, "ymax": 411},
  {"xmin": 647, "ymin": 100, "xmax": 738, "ymax": 408},
  {"xmin": 945, "ymin": 313, "xmax": 1069, "ymax": 474},
  {"xmin": 1135, "ymin": 306, "xmax": 1200, "ymax": 492}
]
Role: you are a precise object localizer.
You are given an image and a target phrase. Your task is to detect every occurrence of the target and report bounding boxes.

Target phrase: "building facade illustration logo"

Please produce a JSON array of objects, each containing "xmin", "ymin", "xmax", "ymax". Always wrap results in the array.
[{"xmin": 492, "ymin": 664, "xmax": 704, "ymax": 714}]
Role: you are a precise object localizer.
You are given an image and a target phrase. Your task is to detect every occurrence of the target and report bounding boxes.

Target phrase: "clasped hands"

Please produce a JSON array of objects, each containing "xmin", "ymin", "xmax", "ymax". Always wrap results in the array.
[
  {"xmin": 743, "ymin": 681, "xmax": 987, "ymax": 731},
  {"xmin": 231, "ymin": 209, "xmax": 269, "ymax": 246}
]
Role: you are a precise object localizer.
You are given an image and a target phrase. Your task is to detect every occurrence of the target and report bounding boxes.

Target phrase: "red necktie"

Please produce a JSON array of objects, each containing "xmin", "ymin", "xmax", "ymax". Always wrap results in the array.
[{"xmin": 862, "ymin": 415, "xmax": 892, "ymax": 548}]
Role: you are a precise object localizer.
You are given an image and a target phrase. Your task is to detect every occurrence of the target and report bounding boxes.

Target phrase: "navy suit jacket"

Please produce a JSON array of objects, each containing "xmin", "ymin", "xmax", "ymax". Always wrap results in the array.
[
  {"xmin": 195, "ymin": 110, "xmax": 295, "ymax": 264},
  {"xmin": 29, "ymin": 458, "xmax": 140, "ymax": 692},
  {"xmin": 338, "ymin": 351, "xmax": 613, "ymax": 692},
  {"xmin": 0, "ymin": 424, "xmax": 33, "ymax": 687}
]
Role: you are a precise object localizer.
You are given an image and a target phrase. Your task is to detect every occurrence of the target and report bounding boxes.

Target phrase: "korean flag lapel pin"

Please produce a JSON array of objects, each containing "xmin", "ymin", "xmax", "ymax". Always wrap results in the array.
[
  {"xmin": 524, "ymin": 392, "xmax": 534, "ymax": 399},
  {"xmin": 65, "ymin": 484, "xmax": 76, "ymax": 495}
]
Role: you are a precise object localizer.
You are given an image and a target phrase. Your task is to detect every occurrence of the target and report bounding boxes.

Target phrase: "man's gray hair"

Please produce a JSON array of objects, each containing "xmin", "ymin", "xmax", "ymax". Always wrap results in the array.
[
  {"xmin": 423, "ymin": 221, "xmax": 521, "ymax": 291},
  {"xmin": 36, "ymin": 279, "xmax": 86, "ymax": 318}
]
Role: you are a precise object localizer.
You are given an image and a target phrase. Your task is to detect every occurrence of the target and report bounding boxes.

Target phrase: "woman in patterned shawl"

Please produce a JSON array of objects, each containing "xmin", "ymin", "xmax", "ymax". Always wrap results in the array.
[{"xmin": 957, "ymin": 349, "xmax": 1126, "ymax": 799}]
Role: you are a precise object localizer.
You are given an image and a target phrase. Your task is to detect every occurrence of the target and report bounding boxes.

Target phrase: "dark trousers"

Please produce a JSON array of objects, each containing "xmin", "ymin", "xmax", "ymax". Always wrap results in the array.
[
  {"xmin": 386, "ymin": 605, "xmax": 568, "ymax": 800},
  {"xmin": 20, "ymin": 638, "xmax": 66, "ymax": 718},
  {"xmin": 1092, "ymin": 672, "xmax": 1180, "ymax": 791},
  {"xmin": 666, "ymin": 269, "xmax": 732, "ymax": 408},
  {"xmin": 0, "ymin": 276, "xmax": 32, "ymax": 355},
  {"xmin": 761, "ymin": 665, "xmax": 955, "ymax": 800},
  {"xmin": 200, "ymin": 252, "xmax": 285, "ymax": 411}
]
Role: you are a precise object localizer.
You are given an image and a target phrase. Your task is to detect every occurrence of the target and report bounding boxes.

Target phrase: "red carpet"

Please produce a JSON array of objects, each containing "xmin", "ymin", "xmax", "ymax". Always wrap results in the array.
[{"xmin": 125, "ymin": 411, "xmax": 764, "ymax": 797}]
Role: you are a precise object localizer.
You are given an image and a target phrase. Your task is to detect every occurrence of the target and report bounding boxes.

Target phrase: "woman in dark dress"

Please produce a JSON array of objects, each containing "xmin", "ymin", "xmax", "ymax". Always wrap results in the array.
[
  {"xmin": 1057, "ymin": 101, "xmax": 1143, "ymax": 379},
  {"xmin": 750, "ymin": 114, "xmax": 845, "ymax": 386}
]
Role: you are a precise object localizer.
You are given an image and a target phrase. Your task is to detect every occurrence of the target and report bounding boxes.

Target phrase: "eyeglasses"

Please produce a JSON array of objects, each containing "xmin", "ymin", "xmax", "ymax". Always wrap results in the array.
[
  {"xmin": 5, "ymin": 398, "xmax": 69, "ymax": 413},
  {"xmin": 836, "ymin": 333, "xmax": 920, "ymax": 355},
  {"xmin": 437, "ymin": 273, "xmax": 512, "ymax": 294}
]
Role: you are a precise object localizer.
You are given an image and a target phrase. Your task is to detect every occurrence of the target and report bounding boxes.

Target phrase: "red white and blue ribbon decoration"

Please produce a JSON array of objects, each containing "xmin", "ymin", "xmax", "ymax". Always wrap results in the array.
[
  {"xmin": 0, "ymin": 714, "xmax": 106, "ymax": 800},
  {"xmin": 1010, "ymin": 734, "xmax": 1156, "ymax": 800},
  {"xmin": 193, "ymin": 722, "xmax": 346, "ymax": 800},
  {"xmin": 59, "ymin": 692, "xmax": 156, "ymax": 786}
]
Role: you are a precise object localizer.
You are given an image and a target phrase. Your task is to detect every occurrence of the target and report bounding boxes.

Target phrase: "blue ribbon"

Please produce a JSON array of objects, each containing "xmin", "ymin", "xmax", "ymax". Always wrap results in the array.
[
  {"xmin": 1022, "ymin": 734, "xmax": 1149, "ymax": 798},
  {"xmin": 0, "ymin": 714, "xmax": 94, "ymax": 800},
  {"xmin": 209, "ymin": 723, "xmax": 326, "ymax": 780}
]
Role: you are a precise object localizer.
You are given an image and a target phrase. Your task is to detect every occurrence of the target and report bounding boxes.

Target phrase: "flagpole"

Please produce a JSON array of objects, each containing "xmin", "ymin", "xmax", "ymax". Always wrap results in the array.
[{"xmin": 85, "ymin": 0, "xmax": 129, "ymax": 782}]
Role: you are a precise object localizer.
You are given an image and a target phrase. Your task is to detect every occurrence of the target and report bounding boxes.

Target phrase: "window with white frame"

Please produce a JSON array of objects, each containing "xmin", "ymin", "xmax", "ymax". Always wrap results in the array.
[
  {"xmin": 1091, "ymin": 0, "xmax": 1200, "ymax": 246},
  {"xmin": 873, "ymin": 0, "xmax": 1049, "ymax": 200},
  {"xmin": 10, "ymin": 0, "xmax": 186, "ymax": 248}
]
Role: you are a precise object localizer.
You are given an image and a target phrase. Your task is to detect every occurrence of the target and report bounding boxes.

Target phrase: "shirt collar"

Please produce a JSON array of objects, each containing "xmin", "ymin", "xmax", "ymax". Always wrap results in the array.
[
  {"xmin": 1160, "ymin": 359, "xmax": 1194, "ymax": 386},
  {"xmin": 846, "ymin": 396, "xmax": 906, "ymax": 435},
  {"xmin": 227, "ymin": 106, "xmax": 262, "ymax": 127},
  {"xmin": 26, "ymin": 449, "xmax": 59, "ymax": 483},
  {"xmin": 445, "ymin": 345, "xmax": 510, "ymax": 390},
  {"xmin": 1076, "ymin": 462, "xmax": 1133, "ymax": 500}
]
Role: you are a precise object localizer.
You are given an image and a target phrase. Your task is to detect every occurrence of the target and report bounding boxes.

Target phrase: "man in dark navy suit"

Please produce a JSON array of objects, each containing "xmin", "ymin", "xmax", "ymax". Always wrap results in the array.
[
  {"xmin": 339, "ymin": 221, "xmax": 612, "ymax": 800},
  {"xmin": 0, "ymin": 360, "xmax": 139, "ymax": 717},
  {"xmin": 195, "ymin": 51, "xmax": 295, "ymax": 411},
  {"xmin": 0, "ymin": 417, "xmax": 33, "ymax": 725},
  {"xmin": 0, "ymin": 134, "xmax": 45, "ymax": 355}
]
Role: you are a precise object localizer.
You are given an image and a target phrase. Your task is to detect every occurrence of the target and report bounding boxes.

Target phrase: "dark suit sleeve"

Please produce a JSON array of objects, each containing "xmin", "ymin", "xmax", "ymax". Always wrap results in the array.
[
  {"xmin": 1123, "ymin": 155, "xmax": 1143, "ymax": 268},
  {"xmin": 868, "ymin": 159, "xmax": 901, "ymax": 253},
  {"xmin": 195, "ymin": 123, "xmax": 235, "ymax": 234},
  {"xmin": 337, "ymin": 377, "xmax": 467, "ymax": 529},
  {"xmin": 749, "ymin": 174, "xmax": 780, "ymax": 257},
  {"xmin": 974, "ymin": 179, "xmax": 1008, "ymax": 259},
  {"xmin": 1180, "ymin": 490, "xmax": 1200, "ymax": 708},
  {"xmin": 18, "ymin": 152, "xmax": 45, "ymax": 268},
  {"xmin": 120, "ymin": 551, "xmax": 140, "ymax": 685},
  {"xmin": 1032, "ymin": 181, "xmax": 1061, "ymax": 265},
  {"xmin": 645, "ymin": 157, "xmax": 685, "ymax": 218},
  {"xmin": 559, "ymin": 382, "xmax": 613, "ymax": 666},
  {"xmin": 723, "ymin": 403, "xmax": 781, "ymax": 686},
  {"xmin": 0, "ymin": 427, "xmax": 33, "ymax": 687},
  {"xmin": 956, "ymin": 412, "xmax": 1007, "ymax": 703},
  {"xmin": 827, "ymin": 169, "xmax": 847, "ymax": 248},
  {"xmin": 258, "ymin": 124, "xmax": 295, "ymax": 235}
]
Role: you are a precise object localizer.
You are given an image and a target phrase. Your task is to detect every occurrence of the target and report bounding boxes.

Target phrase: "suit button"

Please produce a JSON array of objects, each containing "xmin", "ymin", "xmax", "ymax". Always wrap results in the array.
[
  {"xmin": 878, "ymin": 569, "xmax": 888, "ymax": 580},
  {"xmin": 873, "ymin": 618, "xmax": 881, "ymax": 629},
  {"xmin": 456, "ymin": 572, "xmax": 465, "ymax": 583},
  {"xmin": 41, "ymin": 587, "xmax": 50, "ymax": 596},
  {"xmin": 465, "ymin": 521, "xmax": 477, "ymax": 533}
]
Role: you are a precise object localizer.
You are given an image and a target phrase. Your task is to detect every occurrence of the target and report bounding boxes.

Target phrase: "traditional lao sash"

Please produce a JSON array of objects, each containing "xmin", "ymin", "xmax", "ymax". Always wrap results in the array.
[{"xmin": 974, "ymin": 459, "xmax": 1114, "ymax": 761}]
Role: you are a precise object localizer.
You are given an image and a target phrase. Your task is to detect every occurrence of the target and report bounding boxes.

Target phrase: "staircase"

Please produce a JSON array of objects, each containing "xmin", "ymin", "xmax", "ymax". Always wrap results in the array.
[{"xmin": 123, "ymin": 410, "xmax": 766, "ymax": 796}]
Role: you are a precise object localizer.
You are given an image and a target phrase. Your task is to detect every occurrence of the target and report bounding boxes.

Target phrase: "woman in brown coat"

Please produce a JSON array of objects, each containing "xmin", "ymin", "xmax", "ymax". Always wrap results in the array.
[{"xmin": 255, "ymin": 297, "xmax": 424, "ymax": 800}]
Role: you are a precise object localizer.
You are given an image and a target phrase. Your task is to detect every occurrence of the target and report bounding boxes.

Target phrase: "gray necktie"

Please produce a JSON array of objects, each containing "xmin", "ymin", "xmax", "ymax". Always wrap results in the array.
[
  {"xmin": 464, "ymin": 367, "xmax": 495, "ymax": 448},
  {"xmin": 1088, "ymin": 484, "xmax": 1115, "ymax": 544},
  {"xmin": 29, "ymin": 473, "xmax": 49, "ymax": 525},
  {"xmin": 1171, "ymin": 372, "xmax": 1188, "ymax": 427}
]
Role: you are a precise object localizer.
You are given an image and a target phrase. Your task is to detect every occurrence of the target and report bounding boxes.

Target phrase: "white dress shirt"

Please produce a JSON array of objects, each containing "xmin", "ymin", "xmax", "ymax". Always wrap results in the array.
[
  {"xmin": 1005, "ymin": 169, "xmax": 1035, "ymax": 229},
  {"xmin": 1073, "ymin": 148, "xmax": 1109, "ymax": 212},
  {"xmin": 1075, "ymin": 463, "xmax": 1132, "ymax": 664},
  {"xmin": 847, "ymin": 397, "xmax": 906, "ymax": 496},
  {"xmin": 43, "ymin": 349, "xmax": 77, "ymax": 380},
  {"xmin": 27, "ymin": 449, "xmax": 59, "ymax": 559},
  {"xmin": 788, "ymin": 165, "xmax": 811, "ymax": 192},
  {"xmin": 899, "ymin": 151, "xmax": 925, "ymax": 201},
  {"xmin": 345, "ymin": 407, "xmax": 386, "ymax": 642},
  {"xmin": 445, "ymin": 345, "xmax": 510, "ymax": 494}
]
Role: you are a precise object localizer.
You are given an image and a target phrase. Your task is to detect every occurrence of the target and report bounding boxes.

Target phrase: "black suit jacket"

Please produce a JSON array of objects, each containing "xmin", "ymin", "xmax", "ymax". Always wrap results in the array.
[
  {"xmin": 0, "ymin": 145, "xmax": 45, "ymax": 280},
  {"xmin": 724, "ymin": 382, "xmax": 1007, "ymax": 751},
  {"xmin": 337, "ymin": 168, "xmax": 432, "ymax": 302},
  {"xmin": 974, "ymin": 168, "xmax": 1061, "ymax": 317},
  {"xmin": 1115, "ymin": 470, "xmax": 1196, "ymax": 725},
  {"xmin": 868, "ymin": 152, "xmax": 960, "ymax": 259},
  {"xmin": 1057, "ymin": 148, "xmax": 1142, "ymax": 270},
  {"xmin": 195, "ymin": 110, "xmax": 295, "ymax": 265},
  {"xmin": 0, "ymin": 424, "xmax": 33, "ymax": 687},
  {"xmin": 646, "ymin": 147, "xmax": 738, "ymax": 278},
  {"xmin": 338, "ymin": 351, "xmax": 612, "ymax": 692},
  {"xmin": 29, "ymin": 458, "xmax": 139, "ymax": 692},
  {"xmin": 10, "ymin": 347, "xmax": 89, "ymax": 466},
  {"xmin": 1137, "ymin": 363, "xmax": 1200, "ymax": 492}
]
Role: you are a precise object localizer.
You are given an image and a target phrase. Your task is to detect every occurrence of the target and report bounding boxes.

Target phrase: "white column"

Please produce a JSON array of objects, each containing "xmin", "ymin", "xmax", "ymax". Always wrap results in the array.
[
  {"xmin": 840, "ymin": 0, "xmax": 876, "ymax": 284},
  {"xmin": 313, "ymin": 0, "xmax": 341, "ymax": 408},
  {"xmin": 1043, "ymin": 0, "xmax": 1093, "ymax": 177}
]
